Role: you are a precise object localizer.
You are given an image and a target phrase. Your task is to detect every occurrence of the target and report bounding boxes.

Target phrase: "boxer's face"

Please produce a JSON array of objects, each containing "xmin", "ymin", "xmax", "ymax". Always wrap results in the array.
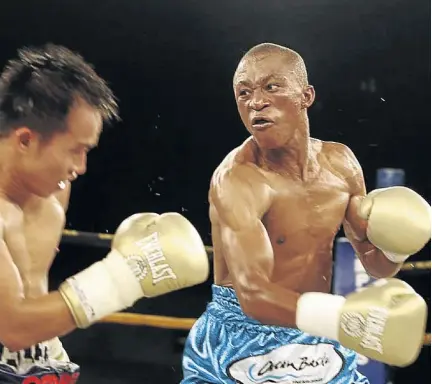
[
  {"xmin": 15, "ymin": 99, "xmax": 102, "ymax": 197},
  {"xmin": 234, "ymin": 54, "xmax": 314, "ymax": 149}
]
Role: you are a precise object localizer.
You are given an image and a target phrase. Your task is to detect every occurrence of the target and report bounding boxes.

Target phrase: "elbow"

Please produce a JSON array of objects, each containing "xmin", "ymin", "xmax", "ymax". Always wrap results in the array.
[
  {"xmin": 235, "ymin": 279, "xmax": 270, "ymax": 323},
  {"xmin": 0, "ymin": 319, "xmax": 37, "ymax": 352},
  {"xmin": 233, "ymin": 274, "xmax": 299, "ymax": 328},
  {"xmin": 361, "ymin": 253, "xmax": 402, "ymax": 279},
  {"xmin": 359, "ymin": 246, "xmax": 403, "ymax": 279},
  {"xmin": 366, "ymin": 269, "xmax": 394, "ymax": 279},
  {"xmin": 0, "ymin": 331, "xmax": 30, "ymax": 352}
]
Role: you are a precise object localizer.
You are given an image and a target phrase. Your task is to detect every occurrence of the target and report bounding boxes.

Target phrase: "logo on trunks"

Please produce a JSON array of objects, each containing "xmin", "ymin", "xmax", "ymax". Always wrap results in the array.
[
  {"xmin": 134, "ymin": 232, "xmax": 177, "ymax": 284},
  {"xmin": 227, "ymin": 343, "xmax": 344, "ymax": 384},
  {"xmin": 341, "ymin": 306, "xmax": 389, "ymax": 354},
  {"xmin": 22, "ymin": 372, "xmax": 79, "ymax": 383}
]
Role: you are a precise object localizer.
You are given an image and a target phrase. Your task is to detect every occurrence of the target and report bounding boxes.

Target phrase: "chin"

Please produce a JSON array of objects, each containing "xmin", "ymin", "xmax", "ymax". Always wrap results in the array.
[
  {"xmin": 26, "ymin": 182, "xmax": 55, "ymax": 198},
  {"xmin": 30, "ymin": 188, "xmax": 52, "ymax": 198}
]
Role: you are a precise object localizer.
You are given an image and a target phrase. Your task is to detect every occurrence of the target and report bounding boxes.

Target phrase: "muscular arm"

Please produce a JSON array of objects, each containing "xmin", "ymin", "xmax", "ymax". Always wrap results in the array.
[
  {"xmin": 210, "ymin": 165, "xmax": 300, "ymax": 327},
  {"xmin": 342, "ymin": 147, "xmax": 402, "ymax": 278},
  {"xmin": 0, "ymin": 217, "xmax": 76, "ymax": 351}
]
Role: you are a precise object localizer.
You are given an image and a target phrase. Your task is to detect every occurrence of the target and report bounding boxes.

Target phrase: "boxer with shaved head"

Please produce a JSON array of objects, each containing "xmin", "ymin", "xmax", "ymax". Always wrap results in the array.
[{"xmin": 181, "ymin": 43, "xmax": 430, "ymax": 384}]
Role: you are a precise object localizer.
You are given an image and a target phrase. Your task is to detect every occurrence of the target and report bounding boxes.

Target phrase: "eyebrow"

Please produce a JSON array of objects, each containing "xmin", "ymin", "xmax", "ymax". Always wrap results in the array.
[{"xmin": 235, "ymin": 74, "xmax": 287, "ymax": 87}]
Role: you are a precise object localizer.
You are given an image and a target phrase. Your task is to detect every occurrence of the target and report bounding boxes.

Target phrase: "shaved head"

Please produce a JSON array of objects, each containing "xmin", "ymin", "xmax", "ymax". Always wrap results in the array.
[
  {"xmin": 232, "ymin": 43, "xmax": 315, "ymax": 150},
  {"xmin": 234, "ymin": 43, "xmax": 309, "ymax": 88}
]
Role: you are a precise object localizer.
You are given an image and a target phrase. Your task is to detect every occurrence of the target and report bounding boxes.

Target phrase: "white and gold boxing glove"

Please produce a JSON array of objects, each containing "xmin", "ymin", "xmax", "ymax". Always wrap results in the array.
[
  {"xmin": 296, "ymin": 278, "xmax": 427, "ymax": 367},
  {"xmin": 59, "ymin": 212, "xmax": 209, "ymax": 328},
  {"xmin": 358, "ymin": 186, "xmax": 431, "ymax": 263}
]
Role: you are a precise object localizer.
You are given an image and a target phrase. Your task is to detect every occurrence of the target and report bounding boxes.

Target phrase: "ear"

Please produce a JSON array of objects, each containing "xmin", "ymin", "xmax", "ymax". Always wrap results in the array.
[
  {"xmin": 14, "ymin": 127, "xmax": 38, "ymax": 151},
  {"xmin": 301, "ymin": 85, "xmax": 315, "ymax": 109}
]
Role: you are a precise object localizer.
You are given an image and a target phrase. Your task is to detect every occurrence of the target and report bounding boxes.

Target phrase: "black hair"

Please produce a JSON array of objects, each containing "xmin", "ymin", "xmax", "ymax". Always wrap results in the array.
[{"xmin": 0, "ymin": 43, "xmax": 119, "ymax": 138}]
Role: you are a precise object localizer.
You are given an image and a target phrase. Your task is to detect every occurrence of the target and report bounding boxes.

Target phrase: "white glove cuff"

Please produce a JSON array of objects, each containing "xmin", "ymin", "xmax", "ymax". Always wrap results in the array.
[
  {"xmin": 296, "ymin": 292, "xmax": 346, "ymax": 341},
  {"xmin": 60, "ymin": 250, "xmax": 143, "ymax": 327},
  {"xmin": 381, "ymin": 250, "xmax": 410, "ymax": 264}
]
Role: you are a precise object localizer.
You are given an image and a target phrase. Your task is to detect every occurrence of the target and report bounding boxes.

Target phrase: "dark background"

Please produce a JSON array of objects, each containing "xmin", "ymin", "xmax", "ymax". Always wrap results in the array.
[{"xmin": 0, "ymin": 0, "xmax": 430, "ymax": 383}]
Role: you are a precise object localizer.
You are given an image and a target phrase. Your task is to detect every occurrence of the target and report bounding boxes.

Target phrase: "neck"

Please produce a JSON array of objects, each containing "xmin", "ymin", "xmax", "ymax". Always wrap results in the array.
[
  {"xmin": 0, "ymin": 142, "xmax": 33, "ymax": 207},
  {"xmin": 258, "ymin": 121, "xmax": 312, "ymax": 179}
]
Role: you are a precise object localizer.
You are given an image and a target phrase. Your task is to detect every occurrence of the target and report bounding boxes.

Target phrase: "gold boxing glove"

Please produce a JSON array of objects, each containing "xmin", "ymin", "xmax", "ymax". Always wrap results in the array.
[
  {"xmin": 296, "ymin": 278, "xmax": 427, "ymax": 367},
  {"xmin": 358, "ymin": 186, "xmax": 431, "ymax": 263},
  {"xmin": 59, "ymin": 212, "xmax": 209, "ymax": 328}
]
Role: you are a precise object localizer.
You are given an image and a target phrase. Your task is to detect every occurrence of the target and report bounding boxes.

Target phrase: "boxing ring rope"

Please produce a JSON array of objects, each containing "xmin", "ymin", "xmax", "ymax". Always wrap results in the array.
[{"xmin": 61, "ymin": 229, "xmax": 431, "ymax": 346}]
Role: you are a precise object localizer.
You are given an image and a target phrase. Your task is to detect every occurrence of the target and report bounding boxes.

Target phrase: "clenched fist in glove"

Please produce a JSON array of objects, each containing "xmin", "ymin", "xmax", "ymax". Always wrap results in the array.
[
  {"xmin": 59, "ymin": 212, "xmax": 209, "ymax": 328},
  {"xmin": 358, "ymin": 186, "xmax": 431, "ymax": 263},
  {"xmin": 296, "ymin": 278, "xmax": 427, "ymax": 367}
]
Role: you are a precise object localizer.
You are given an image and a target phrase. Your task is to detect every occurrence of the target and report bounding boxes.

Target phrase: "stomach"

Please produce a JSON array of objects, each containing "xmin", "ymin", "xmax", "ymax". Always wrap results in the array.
[{"xmin": 214, "ymin": 239, "xmax": 334, "ymax": 294}]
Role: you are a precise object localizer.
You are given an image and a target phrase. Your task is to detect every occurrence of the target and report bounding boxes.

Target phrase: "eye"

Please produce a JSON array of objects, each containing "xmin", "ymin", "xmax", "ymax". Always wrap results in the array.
[
  {"xmin": 239, "ymin": 89, "xmax": 251, "ymax": 97},
  {"xmin": 266, "ymin": 83, "xmax": 280, "ymax": 92}
]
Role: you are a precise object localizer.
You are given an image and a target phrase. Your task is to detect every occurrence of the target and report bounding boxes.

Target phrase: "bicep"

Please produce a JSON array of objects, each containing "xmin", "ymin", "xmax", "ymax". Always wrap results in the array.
[
  {"xmin": 220, "ymin": 220, "xmax": 274, "ymax": 285},
  {"xmin": 210, "ymin": 174, "xmax": 274, "ymax": 287}
]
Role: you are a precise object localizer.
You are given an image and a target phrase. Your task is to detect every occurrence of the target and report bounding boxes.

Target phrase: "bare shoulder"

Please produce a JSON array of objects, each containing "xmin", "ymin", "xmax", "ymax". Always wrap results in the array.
[
  {"xmin": 0, "ymin": 197, "xmax": 22, "ymax": 221},
  {"xmin": 0, "ymin": 197, "xmax": 23, "ymax": 238},
  {"xmin": 319, "ymin": 140, "xmax": 362, "ymax": 177},
  {"xmin": 210, "ymin": 138, "xmax": 267, "ymax": 198},
  {"xmin": 318, "ymin": 140, "xmax": 365, "ymax": 193},
  {"xmin": 211, "ymin": 139, "xmax": 258, "ymax": 186},
  {"xmin": 209, "ymin": 138, "xmax": 271, "ymax": 228}
]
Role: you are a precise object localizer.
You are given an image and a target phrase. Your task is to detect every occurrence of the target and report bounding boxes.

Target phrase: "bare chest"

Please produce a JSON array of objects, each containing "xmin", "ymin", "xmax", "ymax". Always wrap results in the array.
[
  {"xmin": 5, "ymin": 198, "xmax": 65, "ymax": 296},
  {"xmin": 263, "ymin": 170, "xmax": 350, "ymax": 254}
]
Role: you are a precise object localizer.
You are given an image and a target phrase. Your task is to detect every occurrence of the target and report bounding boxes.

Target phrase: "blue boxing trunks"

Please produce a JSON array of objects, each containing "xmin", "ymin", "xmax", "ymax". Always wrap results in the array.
[{"xmin": 182, "ymin": 285, "xmax": 369, "ymax": 384}]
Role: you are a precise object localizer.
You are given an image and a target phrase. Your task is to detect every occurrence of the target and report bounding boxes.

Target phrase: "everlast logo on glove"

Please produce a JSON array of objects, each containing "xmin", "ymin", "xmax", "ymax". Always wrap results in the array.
[
  {"xmin": 59, "ymin": 212, "xmax": 209, "ymax": 329},
  {"xmin": 341, "ymin": 307, "xmax": 388, "ymax": 354},
  {"xmin": 135, "ymin": 232, "xmax": 177, "ymax": 285},
  {"xmin": 360, "ymin": 307, "xmax": 388, "ymax": 353}
]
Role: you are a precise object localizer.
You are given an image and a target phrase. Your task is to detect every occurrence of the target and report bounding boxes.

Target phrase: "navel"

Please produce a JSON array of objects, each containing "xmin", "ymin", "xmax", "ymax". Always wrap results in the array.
[{"xmin": 276, "ymin": 236, "xmax": 286, "ymax": 245}]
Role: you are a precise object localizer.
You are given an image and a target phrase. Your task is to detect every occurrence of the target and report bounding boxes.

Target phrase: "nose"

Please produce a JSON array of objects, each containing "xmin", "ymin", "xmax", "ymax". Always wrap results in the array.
[
  {"xmin": 248, "ymin": 89, "xmax": 270, "ymax": 111},
  {"xmin": 74, "ymin": 153, "xmax": 87, "ymax": 176},
  {"xmin": 75, "ymin": 163, "xmax": 86, "ymax": 176}
]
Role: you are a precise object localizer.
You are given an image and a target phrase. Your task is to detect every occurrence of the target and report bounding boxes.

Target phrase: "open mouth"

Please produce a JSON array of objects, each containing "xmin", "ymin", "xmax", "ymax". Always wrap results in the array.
[
  {"xmin": 58, "ymin": 172, "xmax": 78, "ymax": 189},
  {"xmin": 251, "ymin": 117, "xmax": 274, "ymax": 130}
]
